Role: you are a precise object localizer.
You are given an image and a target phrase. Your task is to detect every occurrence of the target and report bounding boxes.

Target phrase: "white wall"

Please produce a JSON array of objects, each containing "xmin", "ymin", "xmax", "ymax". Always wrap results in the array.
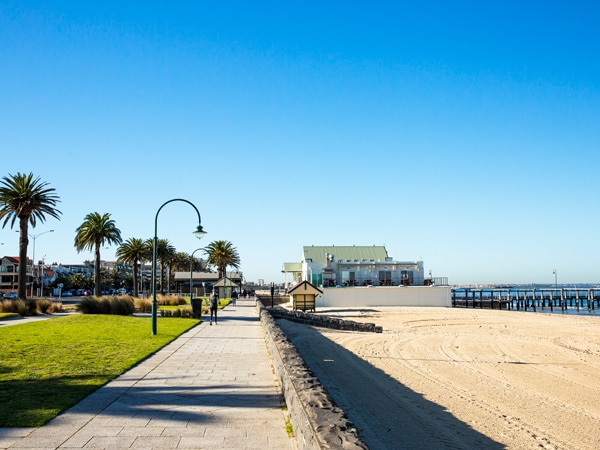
[{"xmin": 317, "ymin": 286, "xmax": 451, "ymax": 307}]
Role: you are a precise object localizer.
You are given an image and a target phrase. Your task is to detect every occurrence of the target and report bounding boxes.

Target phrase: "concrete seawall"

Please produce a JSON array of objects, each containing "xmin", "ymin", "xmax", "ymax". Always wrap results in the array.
[{"xmin": 257, "ymin": 301, "xmax": 368, "ymax": 450}]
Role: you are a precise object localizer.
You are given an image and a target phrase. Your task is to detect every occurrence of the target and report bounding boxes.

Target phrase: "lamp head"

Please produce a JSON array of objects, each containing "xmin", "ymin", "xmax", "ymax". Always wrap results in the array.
[{"xmin": 193, "ymin": 224, "xmax": 207, "ymax": 240}]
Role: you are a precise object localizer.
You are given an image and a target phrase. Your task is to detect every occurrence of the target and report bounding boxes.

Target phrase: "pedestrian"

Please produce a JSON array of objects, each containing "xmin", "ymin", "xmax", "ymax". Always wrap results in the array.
[
  {"xmin": 232, "ymin": 290, "xmax": 238, "ymax": 306},
  {"xmin": 209, "ymin": 289, "xmax": 219, "ymax": 325}
]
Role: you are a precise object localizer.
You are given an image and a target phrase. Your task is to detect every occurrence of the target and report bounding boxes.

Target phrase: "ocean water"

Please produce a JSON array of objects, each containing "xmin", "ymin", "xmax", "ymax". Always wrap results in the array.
[{"xmin": 451, "ymin": 285, "xmax": 600, "ymax": 316}]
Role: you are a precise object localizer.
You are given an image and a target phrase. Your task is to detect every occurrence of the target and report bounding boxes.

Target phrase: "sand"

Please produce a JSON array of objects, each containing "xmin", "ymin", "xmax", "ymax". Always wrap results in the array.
[{"xmin": 276, "ymin": 307, "xmax": 600, "ymax": 449}]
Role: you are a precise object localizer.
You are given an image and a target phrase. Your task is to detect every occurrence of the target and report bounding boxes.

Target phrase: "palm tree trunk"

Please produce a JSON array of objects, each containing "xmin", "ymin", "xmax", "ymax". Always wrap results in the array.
[
  {"xmin": 167, "ymin": 265, "xmax": 172, "ymax": 294},
  {"xmin": 160, "ymin": 262, "xmax": 165, "ymax": 294},
  {"xmin": 133, "ymin": 261, "xmax": 139, "ymax": 297},
  {"xmin": 18, "ymin": 217, "xmax": 29, "ymax": 299},
  {"xmin": 94, "ymin": 244, "xmax": 101, "ymax": 296}
]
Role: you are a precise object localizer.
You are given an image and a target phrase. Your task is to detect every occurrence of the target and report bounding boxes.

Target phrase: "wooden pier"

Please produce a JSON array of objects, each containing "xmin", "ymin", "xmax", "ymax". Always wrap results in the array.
[{"xmin": 451, "ymin": 287, "xmax": 600, "ymax": 313}]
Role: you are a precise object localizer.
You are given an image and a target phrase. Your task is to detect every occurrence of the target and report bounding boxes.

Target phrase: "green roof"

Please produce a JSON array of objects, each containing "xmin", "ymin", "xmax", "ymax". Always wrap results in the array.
[
  {"xmin": 282, "ymin": 262, "xmax": 302, "ymax": 272},
  {"xmin": 303, "ymin": 245, "xmax": 388, "ymax": 264}
]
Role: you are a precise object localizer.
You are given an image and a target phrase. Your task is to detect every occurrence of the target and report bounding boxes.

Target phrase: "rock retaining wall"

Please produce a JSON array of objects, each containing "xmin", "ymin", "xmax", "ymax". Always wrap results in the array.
[
  {"xmin": 269, "ymin": 307, "xmax": 383, "ymax": 333},
  {"xmin": 257, "ymin": 301, "xmax": 368, "ymax": 450}
]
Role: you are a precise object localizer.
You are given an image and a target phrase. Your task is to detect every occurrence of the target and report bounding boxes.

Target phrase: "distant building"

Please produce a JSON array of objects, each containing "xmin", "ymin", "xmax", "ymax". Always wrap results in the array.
[
  {"xmin": 283, "ymin": 245, "xmax": 426, "ymax": 288},
  {"xmin": 0, "ymin": 256, "xmax": 22, "ymax": 293},
  {"xmin": 173, "ymin": 270, "xmax": 243, "ymax": 296}
]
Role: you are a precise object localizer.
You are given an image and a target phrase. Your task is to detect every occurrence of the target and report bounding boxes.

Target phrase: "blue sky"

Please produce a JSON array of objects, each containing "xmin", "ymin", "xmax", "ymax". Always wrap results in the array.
[{"xmin": 1, "ymin": 1, "xmax": 599, "ymax": 285}]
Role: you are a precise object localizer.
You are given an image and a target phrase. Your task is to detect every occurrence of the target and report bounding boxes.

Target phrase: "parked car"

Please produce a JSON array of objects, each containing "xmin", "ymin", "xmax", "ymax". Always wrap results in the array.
[
  {"xmin": 3, "ymin": 291, "xmax": 18, "ymax": 299},
  {"xmin": 61, "ymin": 291, "xmax": 73, "ymax": 297}
]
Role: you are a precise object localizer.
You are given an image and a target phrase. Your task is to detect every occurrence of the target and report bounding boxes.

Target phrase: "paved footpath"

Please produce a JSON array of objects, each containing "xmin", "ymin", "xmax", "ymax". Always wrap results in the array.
[{"xmin": 0, "ymin": 298, "xmax": 296, "ymax": 449}]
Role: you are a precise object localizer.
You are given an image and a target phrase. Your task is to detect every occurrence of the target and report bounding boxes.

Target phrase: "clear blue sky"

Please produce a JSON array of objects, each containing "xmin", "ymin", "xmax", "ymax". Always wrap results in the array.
[{"xmin": 1, "ymin": 1, "xmax": 599, "ymax": 285}]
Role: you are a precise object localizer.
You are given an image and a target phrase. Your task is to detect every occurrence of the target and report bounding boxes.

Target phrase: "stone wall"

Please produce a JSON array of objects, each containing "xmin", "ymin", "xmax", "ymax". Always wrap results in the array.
[
  {"xmin": 269, "ymin": 306, "xmax": 383, "ymax": 333},
  {"xmin": 257, "ymin": 301, "xmax": 368, "ymax": 450}
]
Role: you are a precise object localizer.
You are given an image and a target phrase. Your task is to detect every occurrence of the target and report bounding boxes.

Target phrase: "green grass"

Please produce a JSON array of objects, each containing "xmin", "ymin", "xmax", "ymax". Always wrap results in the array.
[
  {"xmin": 0, "ymin": 314, "xmax": 199, "ymax": 427},
  {"xmin": 158, "ymin": 305, "xmax": 191, "ymax": 311},
  {"xmin": 0, "ymin": 312, "xmax": 20, "ymax": 320}
]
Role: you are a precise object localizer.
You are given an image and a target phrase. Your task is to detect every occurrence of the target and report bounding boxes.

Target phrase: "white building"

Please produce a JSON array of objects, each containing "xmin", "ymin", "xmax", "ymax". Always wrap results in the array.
[{"xmin": 283, "ymin": 245, "xmax": 425, "ymax": 288}]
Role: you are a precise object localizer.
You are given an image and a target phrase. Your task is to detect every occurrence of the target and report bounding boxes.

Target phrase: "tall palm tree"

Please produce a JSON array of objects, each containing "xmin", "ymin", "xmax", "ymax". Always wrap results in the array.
[
  {"xmin": 0, "ymin": 173, "xmax": 61, "ymax": 299},
  {"xmin": 74, "ymin": 212, "xmax": 123, "ymax": 296},
  {"xmin": 116, "ymin": 238, "xmax": 151, "ymax": 297},
  {"xmin": 203, "ymin": 240, "xmax": 241, "ymax": 279},
  {"xmin": 146, "ymin": 238, "xmax": 175, "ymax": 294},
  {"xmin": 171, "ymin": 251, "xmax": 192, "ymax": 273}
]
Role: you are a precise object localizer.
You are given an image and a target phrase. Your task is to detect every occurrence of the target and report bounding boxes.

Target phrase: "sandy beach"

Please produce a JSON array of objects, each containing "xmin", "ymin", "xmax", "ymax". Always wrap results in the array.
[{"xmin": 276, "ymin": 307, "xmax": 600, "ymax": 449}]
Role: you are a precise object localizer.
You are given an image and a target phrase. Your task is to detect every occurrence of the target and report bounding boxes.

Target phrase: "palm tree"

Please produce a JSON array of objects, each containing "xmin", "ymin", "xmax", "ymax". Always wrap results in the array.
[
  {"xmin": 203, "ymin": 240, "xmax": 241, "ymax": 279},
  {"xmin": 0, "ymin": 173, "xmax": 61, "ymax": 299},
  {"xmin": 116, "ymin": 238, "xmax": 151, "ymax": 297},
  {"xmin": 171, "ymin": 251, "xmax": 192, "ymax": 273},
  {"xmin": 74, "ymin": 212, "xmax": 123, "ymax": 296},
  {"xmin": 147, "ymin": 238, "xmax": 175, "ymax": 294}
]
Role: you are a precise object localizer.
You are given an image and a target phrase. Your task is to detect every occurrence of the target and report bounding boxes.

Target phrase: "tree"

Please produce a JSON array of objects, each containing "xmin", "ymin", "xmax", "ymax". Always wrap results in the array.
[
  {"xmin": 203, "ymin": 240, "xmax": 241, "ymax": 279},
  {"xmin": 116, "ymin": 238, "xmax": 151, "ymax": 297},
  {"xmin": 74, "ymin": 212, "xmax": 122, "ymax": 296},
  {"xmin": 69, "ymin": 273, "xmax": 85, "ymax": 290},
  {"xmin": 0, "ymin": 172, "xmax": 61, "ymax": 299},
  {"xmin": 146, "ymin": 238, "xmax": 175, "ymax": 294}
]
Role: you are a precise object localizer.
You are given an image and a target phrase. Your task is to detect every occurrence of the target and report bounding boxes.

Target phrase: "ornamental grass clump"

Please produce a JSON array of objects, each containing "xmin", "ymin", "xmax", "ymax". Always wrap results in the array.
[
  {"xmin": 78, "ymin": 296, "xmax": 135, "ymax": 315},
  {"xmin": 110, "ymin": 296, "xmax": 135, "ymax": 315},
  {"xmin": 157, "ymin": 294, "xmax": 187, "ymax": 306},
  {"xmin": 134, "ymin": 297, "xmax": 152, "ymax": 313},
  {"xmin": 15, "ymin": 299, "xmax": 36, "ymax": 316},
  {"xmin": 0, "ymin": 300, "xmax": 16, "ymax": 314},
  {"xmin": 0, "ymin": 298, "xmax": 63, "ymax": 316},
  {"xmin": 36, "ymin": 299, "xmax": 51, "ymax": 314},
  {"xmin": 77, "ymin": 296, "xmax": 108, "ymax": 314},
  {"xmin": 36, "ymin": 298, "xmax": 62, "ymax": 314},
  {"xmin": 160, "ymin": 307, "xmax": 194, "ymax": 318}
]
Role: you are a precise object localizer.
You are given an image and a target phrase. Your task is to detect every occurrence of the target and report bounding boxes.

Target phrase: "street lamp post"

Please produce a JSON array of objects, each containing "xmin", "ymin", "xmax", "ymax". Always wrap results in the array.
[
  {"xmin": 152, "ymin": 199, "xmax": 206, "ymax": 335},
  {"xmin": 30, "ymin": 230, "xmax": 54, "ymax": 296},
  {"xmin": 189, "ymin": 248, "xmax": 203, "ymax": 302}
]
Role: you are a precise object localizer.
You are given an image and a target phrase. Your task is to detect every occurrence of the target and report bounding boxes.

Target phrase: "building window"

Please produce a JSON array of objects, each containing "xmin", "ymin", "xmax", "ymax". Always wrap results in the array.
[
  {"xmin": 341, "ymin": 271, "xmax": 356, "ymax": 286},
  {"xmin": 379, "ymin": 271, "xmax": 392, "ymax": 286}
]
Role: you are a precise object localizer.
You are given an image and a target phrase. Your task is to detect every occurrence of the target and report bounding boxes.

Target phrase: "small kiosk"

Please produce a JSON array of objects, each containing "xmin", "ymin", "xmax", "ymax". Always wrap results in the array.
[
  {"xmin": 288, "ymin": 280, "xmax": 323, "ymax": 312},
  {"xmin": 213, "ymin": 277, "xmax": 239, "ymax": 300}
]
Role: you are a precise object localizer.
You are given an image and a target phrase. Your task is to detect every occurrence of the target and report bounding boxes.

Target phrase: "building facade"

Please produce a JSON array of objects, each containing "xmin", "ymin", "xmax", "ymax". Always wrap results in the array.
[
  {"xmin": 0, "ymin": 256, "xmax": 22, "ymax": 293},
  {"xmin": 283, "ymin": 245, "xmax": 426, "ymax": 288}
]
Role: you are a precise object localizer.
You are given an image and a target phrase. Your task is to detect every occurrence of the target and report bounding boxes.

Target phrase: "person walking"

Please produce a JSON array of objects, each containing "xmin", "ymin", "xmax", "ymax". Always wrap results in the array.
[
  {"xmin": 209, "ymin": 289, "xmax": 219, "ymax": 325},
  {"xmin": 231, "ymin": 290, "xmax": 238, "ymax": 306}
]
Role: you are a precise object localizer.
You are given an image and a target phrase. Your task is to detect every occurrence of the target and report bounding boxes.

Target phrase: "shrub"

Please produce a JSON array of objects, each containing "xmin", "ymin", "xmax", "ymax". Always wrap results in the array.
[
  {"xmin": 135, "ymin": 298, "xmax": 152, "ymax": 313},
  {"xmin": 157, "ymin": 294, "xmax": 187, "ymax": 306},
  {"xmin": 78, "ymin": 296, "xmax": 110, "ymax": 314},
  {"xmin": 0, "ymin": 299, "xmax": 63, "ymax": 316},
  {"xmin": 36, "ymin": 299, "xmax": 53, "ymax": 314},
  {"xmin": 49, "ymin": 301, "xmax": 64, "ymax": 313},
  {"xmin": 0, "ymin": 300, "xmax": 16, "ymax": 314},
  {"xmin": 77, "ymin": 296, "xmax": 134, "ymax": 316},
  {"xmin": 34, "ymin": 298, "xmax": 63, "ymax": 314},
  {"xmin": 159, "ymin": 307, "xmax": 194, "ymax": 318},
  {"xmin": 14, "ymin": 299, "xmax": 31, "ymax": 316},
  {"xmin": 110, "ymin": 297, "xmax": 135, "ymax": 316}
]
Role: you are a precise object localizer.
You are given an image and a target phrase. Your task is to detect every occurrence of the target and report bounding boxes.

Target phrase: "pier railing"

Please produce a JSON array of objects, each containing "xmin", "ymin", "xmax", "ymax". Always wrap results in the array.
[{"xmin": 451, "ymin": 287, "xmax": 600, "ymax": 313}]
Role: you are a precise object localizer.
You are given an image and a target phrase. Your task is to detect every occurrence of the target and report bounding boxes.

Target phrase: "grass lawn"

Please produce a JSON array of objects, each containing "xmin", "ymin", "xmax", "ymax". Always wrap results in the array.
[
  {"xmin": 0, "ymin": 314, "xmax": 199, "ymax": 427},
  {"xmin": 0, "ymin": 312, "xmax": 19, "ymax": 320}
]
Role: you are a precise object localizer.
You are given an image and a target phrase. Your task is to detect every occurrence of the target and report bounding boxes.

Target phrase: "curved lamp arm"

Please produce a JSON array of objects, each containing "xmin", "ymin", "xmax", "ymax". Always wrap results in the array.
[{"xmin": 152, "ymin": 198, "xmax": 206, "ymax": 335}]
